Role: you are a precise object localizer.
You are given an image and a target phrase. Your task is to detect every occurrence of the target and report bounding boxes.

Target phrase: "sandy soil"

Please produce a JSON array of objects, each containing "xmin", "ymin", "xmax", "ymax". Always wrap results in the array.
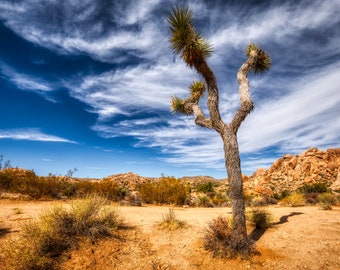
[{"xmin": 0, "ymin": 200, "xmax": 340, "ymax": 270}]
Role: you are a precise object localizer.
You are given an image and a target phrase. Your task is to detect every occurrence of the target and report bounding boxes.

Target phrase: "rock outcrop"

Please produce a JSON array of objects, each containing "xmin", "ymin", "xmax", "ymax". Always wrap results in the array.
[{"xmin": 245, "ymin": 148, "xmax": 340, "ymax": 196}]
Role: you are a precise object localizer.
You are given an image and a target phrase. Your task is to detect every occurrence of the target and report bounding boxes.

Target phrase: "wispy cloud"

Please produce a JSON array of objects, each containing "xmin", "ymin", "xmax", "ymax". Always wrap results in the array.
[
  {"xmin": 0, "ymin": 128, "xmax": 77, "ymax": 143},
  {"xmin": 67, "ymin": 63, "xmax": 195, "ymax": 120},
  {"xmin": 238, "ymin": 63, "xmax": 340, "ymax": 154},
  {"xmin": 0, "ymin": 0, "xmax": 167, "ymax": 63},
  {"xmin": 0, "ymin": 64, "xmax": 52, "ymax": 92},
  {"xmin": 91, "ymin": 62, "xmax": 340, "ymax": 173}
]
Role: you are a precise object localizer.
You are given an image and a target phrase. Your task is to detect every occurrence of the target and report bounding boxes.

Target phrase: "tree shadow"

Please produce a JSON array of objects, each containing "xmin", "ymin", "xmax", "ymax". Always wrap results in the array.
[
  {"xmin": 0, "ymin": 227, "xmax": 11, "ymax": 238},
  {"xmin": 273, "ymin": 212, "xmax": 304, "ymax": 225},
  {"xmin": 249, "ymin": 212, "xmax": 304, "ymax": 241}
]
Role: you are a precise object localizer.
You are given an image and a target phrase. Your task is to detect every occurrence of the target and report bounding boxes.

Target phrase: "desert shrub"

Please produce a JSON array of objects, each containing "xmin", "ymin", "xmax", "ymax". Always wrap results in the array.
[
  {"xmin": 297, "ymin": 182, "xmax": 330, "ymax": 194},
  {"xmin": 138, "ymin": 177, "xmax": 189, "ymax": 205},
  {"xmin": 246, "ymin": 208, "xmax": 273, "ymax": 229},
  {"xmin": 318, "ymin": 192, "xmax": 337, "ymax": 210},
  {"xmin": 204, "ymin": 216, "xmax": 255, "ymax": 258},
  {"xmin": 93, "ymin": 180, "xmax": 127, "ymax": 201},
  {"xmin": 0, "ymin": 169, "xmax": 14, "ymax": 190},
  {"xmin": 0, "ymin": 169, "xmax": 37, "ymax": 194},
  {"xmin": 273, "ymin": 189, "xmax": 291, "ymax": 200},
  {"xmin": 2, "ymin": 196, "xmax": 121, "ymax": 270},
  {"xmin": 158, "ymin": 208, "xmax": 185, "ymax": 230},
  {"xmin": 318, "ymin": 192, "xmax": 337, "ymax": 205},
  {"xmin": 280, "ymin": 193, "xmax": 305, "ymax": 207},
  {"xmin": 137, "ymin": 181, "xmax": 155, "ymax": 204},
  {"xmin": 196, "ymin": 182, "xmax": 215, "ymax": 193},
  {"xmin": 197, "ymin": 195, "xmax": 214, "ymax": 207},
  {"xmin": 211, "ymin": 192, "xmax": 230, "ymax": 207}
]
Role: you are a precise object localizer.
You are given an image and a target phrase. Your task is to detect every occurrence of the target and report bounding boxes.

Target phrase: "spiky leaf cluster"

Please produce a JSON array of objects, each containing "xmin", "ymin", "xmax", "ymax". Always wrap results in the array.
[
  {"xmin": 246, "ymin": 43, "xmax": 271, "ymax": 74},
  {"xmin": 189, "ymin": 80, "xmax": 206, "ymax": 103},
  {"xmin": 170, "ymin": 96, "xmax": 187, "ymax": 114},
  {"xmin": 168, "ymin": 6, "xmax": 213, "ymax": 67}
]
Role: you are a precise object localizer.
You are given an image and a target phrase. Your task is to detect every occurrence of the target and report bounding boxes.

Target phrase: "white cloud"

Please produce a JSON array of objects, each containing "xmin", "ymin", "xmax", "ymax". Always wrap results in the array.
[
  {"xmin": 0, "ymin": 64, "xmax": 51, "ymax": 92},
  {"xmin": 113, "ymin": 0, "xmax": 161, "ymax": 25},
  {"xmin": 210, "ymin": 1, "xmax": 340, "ymax": 50},
  {"xmin": 0, "ymin": 0, "xmax": 168, "ymax": 63},
  {"xmin": 0, "ymin": 128, "xmax": 77, "ymax": 143},
  {"xmin": 90, "ymin": 62, "xmax": 340, "ymax": 174},
  {"xmin": 238, "ymin": 63, "xmax": 340, "ymax": 154},
  {"xmin": 67, "ymin": 62, "xmax": 196, "ymax": 120}
]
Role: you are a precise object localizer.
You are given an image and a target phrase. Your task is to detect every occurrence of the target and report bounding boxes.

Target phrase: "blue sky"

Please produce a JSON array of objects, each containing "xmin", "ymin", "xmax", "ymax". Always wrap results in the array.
[{"xmin": 0, "ymin": 0, "xmax": 339, "ymax": 179}]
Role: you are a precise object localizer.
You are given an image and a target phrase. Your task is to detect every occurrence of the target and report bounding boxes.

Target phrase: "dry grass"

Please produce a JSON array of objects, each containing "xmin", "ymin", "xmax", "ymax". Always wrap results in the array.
[
  {"xmin": 318, "ymin": 192, "xmax": 338, "ymax": 210},
  {"xmin": 12, "ymin": 207, "xmax": 23, "ymax": 215},
  {"xmin": 158, "ymin": 208, "xmax": 186, "ymax": 230},
  {"xmin": 2, "ymin": 196, "xmax": 122, "ymax": 270},
  {"xmin": 246, "ymin": 208, "xmax": 273, "ymax": 229},
  {"xmin": 279, "ymin": 193, "xmax": 305, "ymax": 207}
]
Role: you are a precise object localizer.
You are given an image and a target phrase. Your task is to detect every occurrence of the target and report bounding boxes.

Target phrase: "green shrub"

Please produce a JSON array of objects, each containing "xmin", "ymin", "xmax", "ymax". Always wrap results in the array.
[
  {"xmin": 273, "ymin": 189, "xmax": 291, "ymax": 200},
  {"xmin": 138, "ymin": 177, "xmax": 189, "ymax": 205},
  {"xmin": 297, "ymin": 182, "xmax": 330, "ymax": 194},
  {"xmin": 196, "ymin": 182, "xmax": 214, "ymax": 193},
  {"xmin": 246, "ymin": 208, "xmax": 273, "ymax": 229},
  {"xmin": 280, "ymin": 193, "xmax": 305, "ymax": 207},
  {"xmin": 2, "ymin": 196, "xmax": 121, "ymax": 270},
  {"xmin": 204, "ymin": 216, "xmax": 255, "ymax": 258}
]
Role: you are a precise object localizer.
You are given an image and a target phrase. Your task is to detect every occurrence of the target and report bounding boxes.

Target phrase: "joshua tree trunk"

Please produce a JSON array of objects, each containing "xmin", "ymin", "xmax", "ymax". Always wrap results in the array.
[{"xmin": 222, "ymin": 129, "xmax": 247, "ymax": 237}]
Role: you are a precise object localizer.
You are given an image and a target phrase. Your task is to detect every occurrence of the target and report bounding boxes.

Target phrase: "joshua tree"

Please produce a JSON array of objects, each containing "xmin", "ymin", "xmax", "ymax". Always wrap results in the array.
[{"xmin": 168, "ymin": 6, "xmax": 270, "ymax": 254}]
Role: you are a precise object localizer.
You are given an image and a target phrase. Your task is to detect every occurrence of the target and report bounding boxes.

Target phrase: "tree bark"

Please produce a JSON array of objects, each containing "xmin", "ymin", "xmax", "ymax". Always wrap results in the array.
[{"xmin": 221, "ymin": 127, "xmax": 247, "ymax": 237}]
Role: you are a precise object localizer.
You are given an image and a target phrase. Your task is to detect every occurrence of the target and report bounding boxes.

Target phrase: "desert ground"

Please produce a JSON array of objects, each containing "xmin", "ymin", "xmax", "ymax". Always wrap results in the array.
[{"xmin": 0, "ymin": 200, "xmax": 340, "ymax": 270}]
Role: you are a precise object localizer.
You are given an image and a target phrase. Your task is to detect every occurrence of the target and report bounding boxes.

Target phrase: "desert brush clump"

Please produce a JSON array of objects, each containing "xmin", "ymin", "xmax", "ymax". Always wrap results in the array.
[
  {"xmin": 158, "ymin": 208, "xmax": 186, "ymax": 230},
  {"xmin": 279, "ymin": 193, "xmax": 305, "ymax": 207},
  {"xmin": 203, "ymin": 216, "xmax": 256, "ymax": 258},
  {"xmin": 195, "ymin": 181, "xmax": 215, "ymax": 193},
  {"xmin": 246, "ymin": 208, "xmax": 273, "ymax": 229},
  {"xmin": 297, "ymin": 182, "xmax": 330, "ymax": 194},
  {"xmin": 318, "ymin": 192, "xmax": 338, "ymax": 210},
  {"xmin": 138, "ymin": 176, "xmax": 189, "ymax": 205},
  {"xmin": 2, "ymin": 196, "xmax": 122, "ymax": 270}
]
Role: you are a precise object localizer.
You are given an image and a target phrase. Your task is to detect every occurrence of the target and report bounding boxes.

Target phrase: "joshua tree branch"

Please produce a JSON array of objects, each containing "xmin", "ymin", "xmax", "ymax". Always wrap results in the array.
[
  {"xmin": 195, "ymin": 59, "xmax": 223, "ymax": 133},
  {"xmin": 230, "ymin": 50, "xmax": 257, "ymax": 134},
  {"xmin": 192, "ymin": 104, "xmax": 212, "ymax": 128}
]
